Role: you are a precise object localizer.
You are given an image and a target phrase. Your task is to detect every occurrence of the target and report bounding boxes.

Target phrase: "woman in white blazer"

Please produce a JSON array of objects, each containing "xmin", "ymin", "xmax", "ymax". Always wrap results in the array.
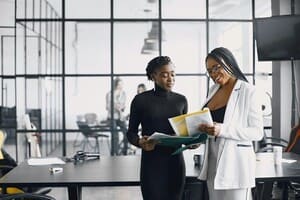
[{"xmin": 197, "ymin": 47, "xmax": 264, "ymax": 200}]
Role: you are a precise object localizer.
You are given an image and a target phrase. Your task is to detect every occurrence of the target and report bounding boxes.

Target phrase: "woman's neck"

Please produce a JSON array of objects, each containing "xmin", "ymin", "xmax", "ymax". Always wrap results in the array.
[
  {"xmin": 153, "ymin": 84, "xmax": 170, "ymax": 97},
  {"xmin": 220, "ymin": 77, "xmax": 237, "ymax": 93}
]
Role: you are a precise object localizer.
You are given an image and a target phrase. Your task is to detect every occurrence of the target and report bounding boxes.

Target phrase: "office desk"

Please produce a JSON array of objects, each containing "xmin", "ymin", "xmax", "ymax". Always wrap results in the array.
[
  {"xmin": 1, "ymin": 153, "xmax": 299, "ymax": 200},
  {"xmin": 256, "ymin": 152, "xmax": 300, "ymax": 181},
  {"xmin": 0, "ymin": 155, "xmax": 199, "ymax": 200},
  {"xmin": 255, "ymin": 152, "xmax": 300, "ymax": 200}
]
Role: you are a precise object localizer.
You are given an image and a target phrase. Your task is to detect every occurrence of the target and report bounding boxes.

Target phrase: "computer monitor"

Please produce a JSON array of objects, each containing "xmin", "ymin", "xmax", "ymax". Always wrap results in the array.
[{"xmin": 254, "ymin": 15, "xmax": 300, "ymax": 61}]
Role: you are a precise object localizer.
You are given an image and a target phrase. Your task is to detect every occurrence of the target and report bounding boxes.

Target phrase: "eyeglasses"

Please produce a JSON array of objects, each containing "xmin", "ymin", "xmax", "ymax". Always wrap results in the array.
[{"xmin": 206, "ymin": 64, "xmax": 222, "ymax": 76}]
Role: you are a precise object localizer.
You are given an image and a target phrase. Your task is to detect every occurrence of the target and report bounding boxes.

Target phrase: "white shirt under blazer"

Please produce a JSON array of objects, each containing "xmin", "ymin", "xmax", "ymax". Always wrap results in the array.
[{"xmin": 198, "ymin": 79, "xmax": 264, "ymax": 190}]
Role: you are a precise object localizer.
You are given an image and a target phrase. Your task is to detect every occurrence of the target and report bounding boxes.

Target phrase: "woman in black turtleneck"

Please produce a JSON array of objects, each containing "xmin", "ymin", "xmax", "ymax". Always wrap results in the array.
[{"xmin": 127, "ymin": 56, "xmax": 188, "ymax": 200}]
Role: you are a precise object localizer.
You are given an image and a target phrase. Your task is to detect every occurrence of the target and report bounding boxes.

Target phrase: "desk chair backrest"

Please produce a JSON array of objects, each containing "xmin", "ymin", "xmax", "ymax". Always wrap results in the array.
[
  {"xmin": 84, "ymin": 113, "xmax": 98, "ymax": 125},
  {"xmin": 76, "ymin": 121, "xmax": 92, "ymax": 137},
  {"xmin": 24, "ymin": 114, "xmax": 42, "ymax": 158},
  {"xmin": 286, "ymin": 124, "xmax": 300, "ymax": 154}
]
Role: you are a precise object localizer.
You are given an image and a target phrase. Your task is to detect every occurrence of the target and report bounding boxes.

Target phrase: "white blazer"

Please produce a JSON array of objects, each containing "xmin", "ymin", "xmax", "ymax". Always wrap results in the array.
[{"xmin": 198, "ymin": 80, "xmax": 264, "ymax": 189}]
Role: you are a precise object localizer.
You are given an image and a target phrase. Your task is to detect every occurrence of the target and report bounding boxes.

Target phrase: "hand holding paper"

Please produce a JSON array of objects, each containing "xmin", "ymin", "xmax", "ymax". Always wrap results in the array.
[
  {"xmin": 147, "ymin": 108, "xmax": 212, "ymax": 155},
  {"xmin": 168, "ymin": 107, "xmax": 213, "ymax": 137}
]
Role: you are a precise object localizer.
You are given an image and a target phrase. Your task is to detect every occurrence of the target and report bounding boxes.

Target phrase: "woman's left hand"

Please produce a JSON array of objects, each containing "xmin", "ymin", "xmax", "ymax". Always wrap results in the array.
[{"xmin": 198, "ymin": 122, "xmax": 221, "ymax": 137}]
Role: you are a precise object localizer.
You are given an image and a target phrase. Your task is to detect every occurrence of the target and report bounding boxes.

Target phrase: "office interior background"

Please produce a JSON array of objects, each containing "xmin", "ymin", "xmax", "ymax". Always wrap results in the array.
[{"xmin": 0, "ymin": 0, "xmax": 299, "ymax": 166}]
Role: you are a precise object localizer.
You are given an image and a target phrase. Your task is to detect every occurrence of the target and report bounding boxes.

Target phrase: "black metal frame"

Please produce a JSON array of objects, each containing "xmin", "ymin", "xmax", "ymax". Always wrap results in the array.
[{"xmin": 4, "ymin": 0, "xmax": 271, "ymax": 160}]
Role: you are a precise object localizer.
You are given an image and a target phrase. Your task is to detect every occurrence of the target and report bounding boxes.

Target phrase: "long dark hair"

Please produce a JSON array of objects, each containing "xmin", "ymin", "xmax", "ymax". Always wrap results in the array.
[{"xmin": 206, "ymin": 47, "xmax": 248, "ymax": 82}]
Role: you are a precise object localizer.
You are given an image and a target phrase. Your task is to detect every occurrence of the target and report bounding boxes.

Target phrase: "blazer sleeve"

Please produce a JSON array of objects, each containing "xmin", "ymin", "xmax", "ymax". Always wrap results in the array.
[{"xmin": 218, "ymin": 85, "xmax": 264, "ymax": 141}]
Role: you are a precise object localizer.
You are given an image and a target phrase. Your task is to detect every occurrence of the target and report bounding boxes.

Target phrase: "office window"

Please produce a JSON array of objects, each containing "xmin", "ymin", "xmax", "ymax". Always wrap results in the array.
[
  {"xmin": 209, "ymin": 0, "xmax": 252, "ymax": 19},
  {"xmin": 174, "ymin": 76, "xmax": 207, "ymax": 112},
  {"xmin": 114, "ymin": 0, "xmax": 158, "ymax": 18},
  {"xmin": 1, "ymin": 35, "xmax": 15, "ymax": 75},
  {"xmin": 114, "ymin": 22, "xmax": 158, "ymax": 74},
  {"xmin": 2, "ymin": 79, "xmax": 15, "ymax": 107},
  {"xmin": 162, "ymin": 0, "xmax": 206, "ymax": 19},
  {"xmin": 0, "ymin": 0, "xmax": 14, "ymax": 26},
  {"xmin": 65, "ymin": 22, "xmax": 111, "ymax": 74},
  {"xmin": 26, "ymin": 37, "xmax": 39, "ymax": 74},
  {"xmin": 66, "ymin": 0, "xmax": 109, "ymax": 19},
  {"xmin": 162, "ymin": 22, "xmax": 207, "ymax": 74},
  {"xmin": 26, "ymin": 79, "xmax": 40, "ymax": 109},
  {"xmin": 65, "ymin": 77, "xmax": 110, "ymax": 129},
  {"xmin": 255, "ymin": 0, "xmax": 272, "ymax": 17},
  {"xmin": 209, "ymin": 22, "xmax": 253, "ymax": 73},
  {"xmin": 16, "ymin": 25, "xmax": 25, "ymax": 75}
]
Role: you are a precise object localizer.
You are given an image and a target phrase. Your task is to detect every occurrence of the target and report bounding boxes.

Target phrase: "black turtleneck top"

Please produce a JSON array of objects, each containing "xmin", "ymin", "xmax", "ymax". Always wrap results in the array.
[
  {"xmin": 127, "ymin": 84, "xmax": 188, "ymax": 149},
  {"xmin": 127, "ymin": 84, "xmax": 188, "ymax": 200}
]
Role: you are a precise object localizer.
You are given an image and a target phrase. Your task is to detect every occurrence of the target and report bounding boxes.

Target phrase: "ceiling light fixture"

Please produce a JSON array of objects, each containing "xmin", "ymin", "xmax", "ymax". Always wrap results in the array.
[{"xmin": 141, "ymin": 22, "xmax": 166, "ymax": 54}]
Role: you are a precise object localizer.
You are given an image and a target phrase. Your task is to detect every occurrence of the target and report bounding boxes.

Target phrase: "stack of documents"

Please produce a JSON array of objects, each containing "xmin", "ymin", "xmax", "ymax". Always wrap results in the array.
[
  {"xmin": 169, "ymin": 107, "xmax": 213, "ymax": 137},
  {"xmin": 148, "ymin": 108, "xmax": 213, "ymax": 155}
]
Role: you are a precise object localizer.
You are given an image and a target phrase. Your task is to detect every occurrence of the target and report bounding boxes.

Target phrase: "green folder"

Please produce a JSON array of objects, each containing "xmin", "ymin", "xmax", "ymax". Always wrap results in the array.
[{"xmin": 155, "ymin": 133, "xmax": 208, "ymax": 155}]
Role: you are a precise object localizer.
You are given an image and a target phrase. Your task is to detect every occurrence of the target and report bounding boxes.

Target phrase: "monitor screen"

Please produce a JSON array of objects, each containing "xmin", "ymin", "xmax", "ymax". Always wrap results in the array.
[{"xmin": 254, "ymin": 15, "xmax": 300, "ymax": 61}]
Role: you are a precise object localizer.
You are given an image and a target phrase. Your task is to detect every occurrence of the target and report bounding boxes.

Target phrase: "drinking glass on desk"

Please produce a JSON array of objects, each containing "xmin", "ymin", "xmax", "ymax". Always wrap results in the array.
[{"xmin": 273, "ymin": 146, "xmax": 283, "ymax": 165}]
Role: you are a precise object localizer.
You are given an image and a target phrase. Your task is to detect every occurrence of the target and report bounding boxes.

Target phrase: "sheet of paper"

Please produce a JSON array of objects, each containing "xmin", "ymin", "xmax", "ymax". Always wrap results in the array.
[
  {"xmin": 148, "ymin": 132, "xmax": 184, "ymax": 140},
  {"xmin": 168, "ymin": 108, "xmax": 213, "ymax": 137},
  {"xmin": 185, "ymin": 109, "xmax": 213, "ymax": 136},
  {"xmin": 27, "ymin": 157, "xmax": 66, "ymax": 166},
  {"xmin": 168, "ymin": 115, "xmax": 188, "ymax": 136},
  {"xmin": 281, "ymin": 158, "xmax": 297, "ymax": 163}
]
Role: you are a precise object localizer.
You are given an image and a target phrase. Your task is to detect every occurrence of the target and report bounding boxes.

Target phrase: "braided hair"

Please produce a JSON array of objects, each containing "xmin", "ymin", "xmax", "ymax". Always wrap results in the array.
[
  {"xmin": 146, "ymin": 56, "xmax": 172, "ymax": 80},
  {"xmin": 206, "ymin": 47, "xmax": 248, "ymax": 82}
]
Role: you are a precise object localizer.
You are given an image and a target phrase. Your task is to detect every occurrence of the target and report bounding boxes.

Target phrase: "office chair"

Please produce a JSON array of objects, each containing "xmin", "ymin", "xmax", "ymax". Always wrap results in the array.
[
  {"xmin": 24, "ymin": 114, "xmax": 42, "ymax": 158},
  {"xmin": 76, "ymin": 121, "xmax": 109, "ymax": 153},
  {"xmin": 0, "ymin": 193, "xmax": 56, "ymax": 200},
  {"xmin": 257, "ymin": 129, "xmax": 289, "ymax": 153},
  {"xmin": 84, "ymin": 113, "xmax": 98, "ymax": 125}
]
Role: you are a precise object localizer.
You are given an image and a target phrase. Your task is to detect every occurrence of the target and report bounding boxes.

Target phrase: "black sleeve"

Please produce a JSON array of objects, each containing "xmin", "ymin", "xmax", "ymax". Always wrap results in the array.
[
  {"xmin": 126, "ymin": 96, "xmax": 141, "ymax": 147},
  {"xmin": 183, "ymin": 96, "xmax": 188, "ymax": 114}
]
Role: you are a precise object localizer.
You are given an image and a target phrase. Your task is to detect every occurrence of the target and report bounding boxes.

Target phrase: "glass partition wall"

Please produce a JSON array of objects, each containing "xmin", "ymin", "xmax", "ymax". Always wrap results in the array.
[
  {"xmin": 14, "ymin": 0, "xmax": 62, "ymax": 161},
  {"xmin": 5, "ymin": 0, "xmax": 272, "ymax": 161}
]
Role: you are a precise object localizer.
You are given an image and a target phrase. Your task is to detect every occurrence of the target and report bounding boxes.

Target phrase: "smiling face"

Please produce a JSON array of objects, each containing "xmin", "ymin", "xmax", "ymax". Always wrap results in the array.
[
  {"xmin": 151, "ymin": 64, "xmax": 175, "ymax": 91},
  {"xmin": 206, "ymin": 57, "xmax": 233, "ymax": 86}
]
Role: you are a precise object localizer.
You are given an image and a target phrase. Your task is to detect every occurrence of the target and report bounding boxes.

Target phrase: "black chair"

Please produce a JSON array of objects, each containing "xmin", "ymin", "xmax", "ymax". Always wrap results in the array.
[
  {"xmin": 76, "ymin": 121, "xmax": 110, "ymax": 153},
  {"xmin": 0, "ymin": 193, "xmax": 56, "ymax": 200},
  {"xmin": 257, "ymin": 129, "xmax": 289, "ymax": 153}
]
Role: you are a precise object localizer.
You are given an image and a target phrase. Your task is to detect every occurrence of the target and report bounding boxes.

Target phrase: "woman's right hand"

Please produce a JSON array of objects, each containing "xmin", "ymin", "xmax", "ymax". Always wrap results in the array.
[{"xmin": 138, "ymin": 136, "xmax": 157, "ymax": 151}]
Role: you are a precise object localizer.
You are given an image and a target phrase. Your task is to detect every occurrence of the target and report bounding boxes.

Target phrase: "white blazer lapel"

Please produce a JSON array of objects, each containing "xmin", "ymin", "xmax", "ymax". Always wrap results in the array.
[{"xmin": 216, "ymin": 80, "xmax": 242, "ymax": 163}]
